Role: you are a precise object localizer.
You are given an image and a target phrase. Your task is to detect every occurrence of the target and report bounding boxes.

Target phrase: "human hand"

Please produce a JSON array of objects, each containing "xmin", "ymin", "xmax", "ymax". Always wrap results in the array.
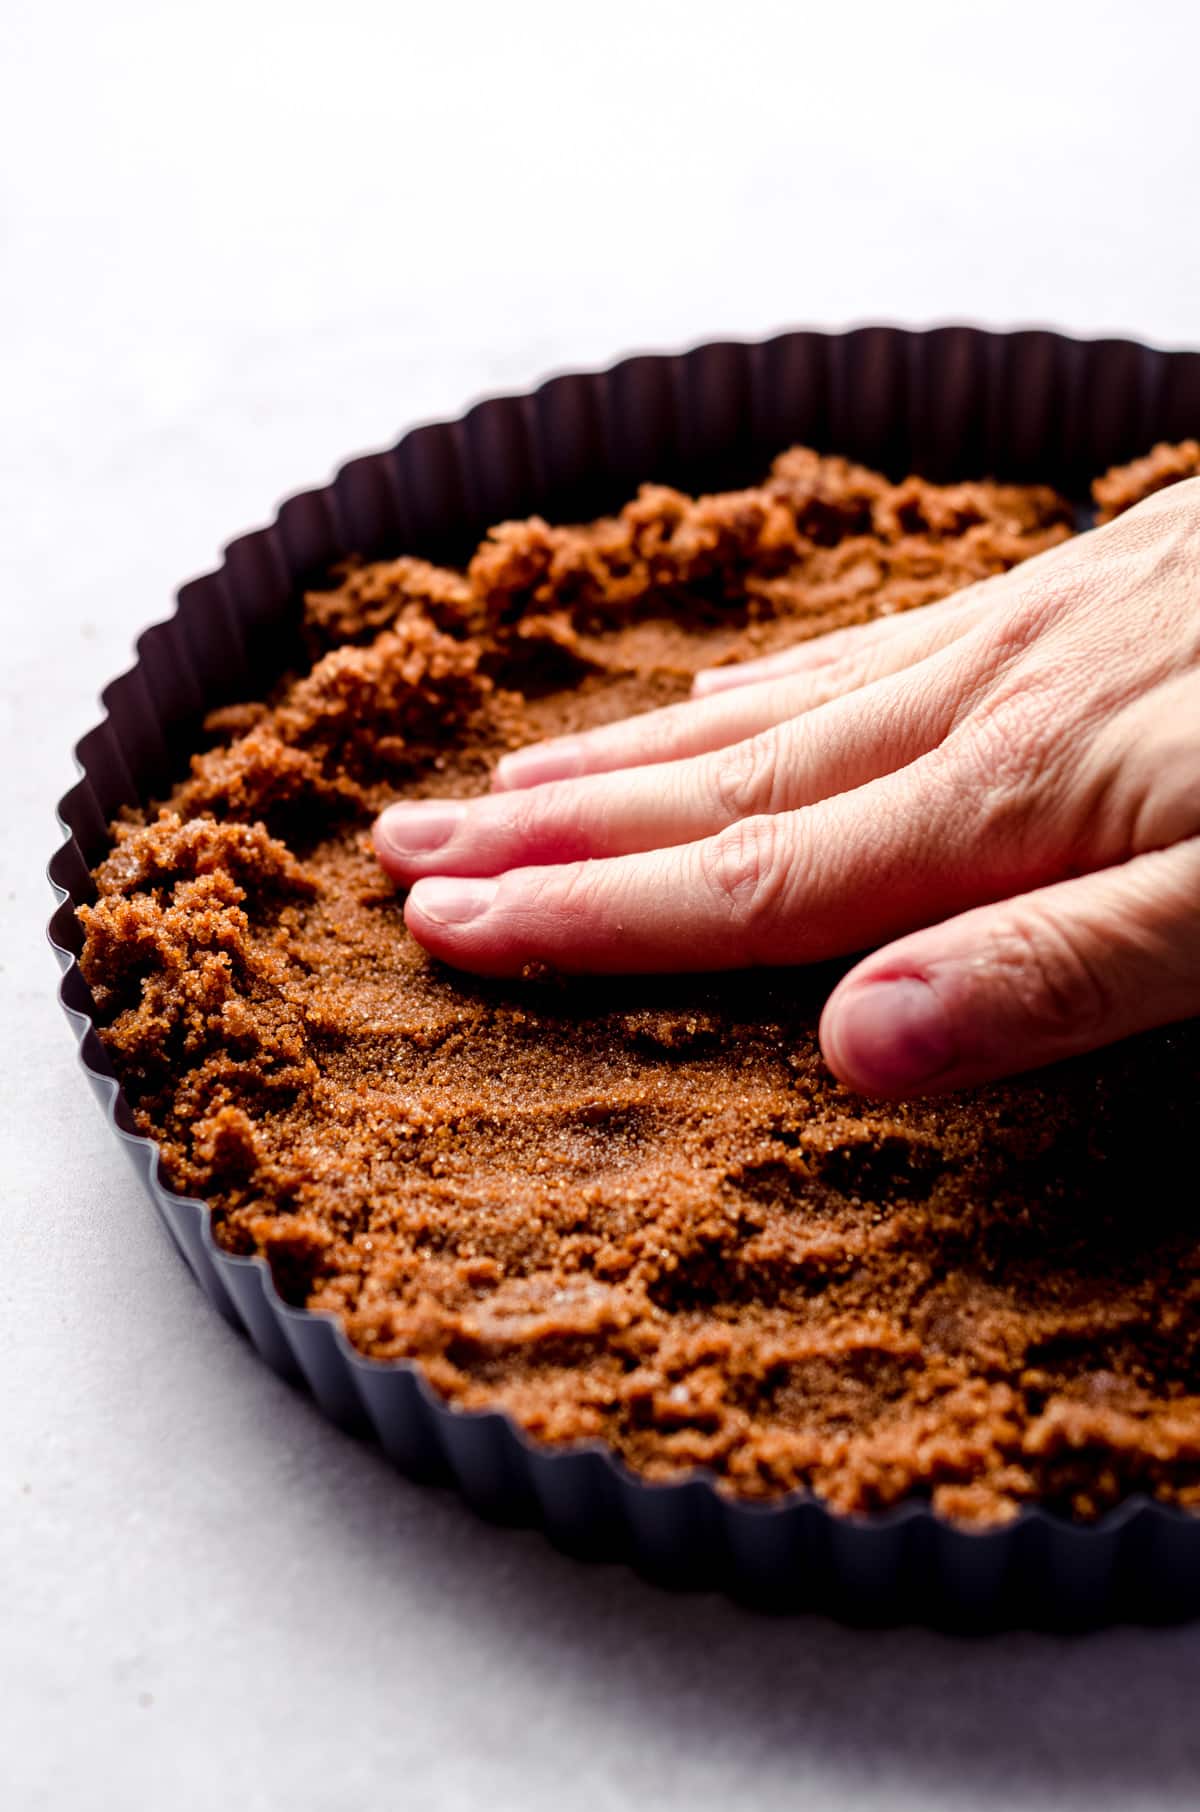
[{"xmin": 374, "ymin": 479, "xmax": 1200, "ymax": 1096}]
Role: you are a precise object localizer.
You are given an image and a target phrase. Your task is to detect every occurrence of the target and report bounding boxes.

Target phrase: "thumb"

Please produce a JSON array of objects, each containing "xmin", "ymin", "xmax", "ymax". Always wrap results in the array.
[{"xmin": 820, "ymin": 839, "xmax": 1200, "ymax": 1095}]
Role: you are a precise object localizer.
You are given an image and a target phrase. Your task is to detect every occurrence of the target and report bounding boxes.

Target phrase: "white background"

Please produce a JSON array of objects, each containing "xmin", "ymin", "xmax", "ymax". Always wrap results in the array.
[{"xmin": 4, "ymin": 2, "xmax": 1200, "ymax": 1807}]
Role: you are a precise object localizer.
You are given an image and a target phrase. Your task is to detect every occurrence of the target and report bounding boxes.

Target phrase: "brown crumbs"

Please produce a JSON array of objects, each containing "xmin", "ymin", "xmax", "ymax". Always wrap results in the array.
[{"xmin": 80, "ymin": 444, "xmax": 1200, "ymax": 1525}]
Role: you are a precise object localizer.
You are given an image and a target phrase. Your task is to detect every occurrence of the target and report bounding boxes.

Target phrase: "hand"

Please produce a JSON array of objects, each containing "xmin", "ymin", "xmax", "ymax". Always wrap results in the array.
[{"xmin": 374, "ymin": 480, "xmax": 1200, "ymax": 1096}]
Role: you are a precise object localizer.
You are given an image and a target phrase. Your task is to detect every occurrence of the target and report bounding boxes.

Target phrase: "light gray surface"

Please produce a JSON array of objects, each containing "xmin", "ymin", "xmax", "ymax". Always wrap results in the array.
[{"xmin": 5, "ymin": 2, "xmax": 1200, "ymax": 1806}]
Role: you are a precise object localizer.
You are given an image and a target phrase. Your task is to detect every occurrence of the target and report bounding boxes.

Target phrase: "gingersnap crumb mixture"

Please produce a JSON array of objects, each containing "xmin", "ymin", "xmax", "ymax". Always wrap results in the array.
[
  {"xmin": 80, "ymin": 444, "xmax": 1200, "ymax": 1526},
  {"xmin": 1093, "ymin": 439, "xmax": 1200, "ymax": 524}
]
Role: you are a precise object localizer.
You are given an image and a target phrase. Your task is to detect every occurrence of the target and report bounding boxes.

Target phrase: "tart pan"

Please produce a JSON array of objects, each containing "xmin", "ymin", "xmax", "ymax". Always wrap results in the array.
[{"xmin": 48, "ymin": 324, "xmax": 1200, "ymax": 1629}]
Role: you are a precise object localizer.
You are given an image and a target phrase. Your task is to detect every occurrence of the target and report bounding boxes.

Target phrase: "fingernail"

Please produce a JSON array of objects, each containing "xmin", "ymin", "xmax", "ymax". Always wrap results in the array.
[
  {"xmin": 827, "ymin": 976, "xmax": 957, "ymax": 1092},
  {"xmin": 494, "ymin": 740, "xmax": 582, "ymax": 790},
  {"xmin": 691, "ymin": 667, "xmax": 739, "ymax": 696},
  {"xmin": 375, "ymin": 800, "xmax": 466, "ymax": 856},
  {"xmin": 409, "ymin": 876, "xmax": 499, "ymax": 926}
]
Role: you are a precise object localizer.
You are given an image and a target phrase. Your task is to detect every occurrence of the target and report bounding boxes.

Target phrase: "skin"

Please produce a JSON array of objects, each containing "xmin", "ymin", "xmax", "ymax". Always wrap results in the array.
[{"xmin": 373, "ymin": 478, "xmax": 1200, "ymax": 1097}]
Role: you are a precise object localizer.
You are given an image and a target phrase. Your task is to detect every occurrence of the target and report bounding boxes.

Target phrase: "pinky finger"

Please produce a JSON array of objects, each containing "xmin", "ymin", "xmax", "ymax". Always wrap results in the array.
[{"xmin": 693, "ymin": 585, "xmax": 992, "ymax": 697}]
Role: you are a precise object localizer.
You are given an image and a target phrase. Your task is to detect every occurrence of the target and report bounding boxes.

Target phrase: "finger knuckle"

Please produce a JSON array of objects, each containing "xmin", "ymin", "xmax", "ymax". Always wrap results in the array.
[
  {"xmin": 516, "ymin": 860, "xmax": 594, "ymax": 933},
  {"xmin": 698, "ymin": 815, "xmax": 790, "ymax": 942},
  {"xmin": 709, "ymin": 732, "xmax": 781, "ymax": 822},
  {"xmin": 507, "ymin": 782, "xmax": 586, "ymax": 853},
  {"xmin": 515, "ymin": 863, "xmax": 567, "ymax": 914},
  {"xmin": 997, "ymin": 565, "xmax": 1092, "ymax": 645},
  {"xmin": 941, "ymin": 693, "xmax": 1065, "ymax": 864},
  {"xmin": 506, "ymin": 790, "xmax": 549, "ymax": 841},
  {"xmin": 821, "ymin": 653, "xmax": 868, "ymax": 699},
  {"xmin": 991, "ymin": 904, "xmax": 1112, "ymax": 1043}
]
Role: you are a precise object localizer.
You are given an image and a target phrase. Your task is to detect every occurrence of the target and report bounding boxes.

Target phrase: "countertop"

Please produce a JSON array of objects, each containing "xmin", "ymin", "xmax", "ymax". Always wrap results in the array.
[{"xmin": 5, "ymin": 2, "xmax": 1200, "ymax": 1806}]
